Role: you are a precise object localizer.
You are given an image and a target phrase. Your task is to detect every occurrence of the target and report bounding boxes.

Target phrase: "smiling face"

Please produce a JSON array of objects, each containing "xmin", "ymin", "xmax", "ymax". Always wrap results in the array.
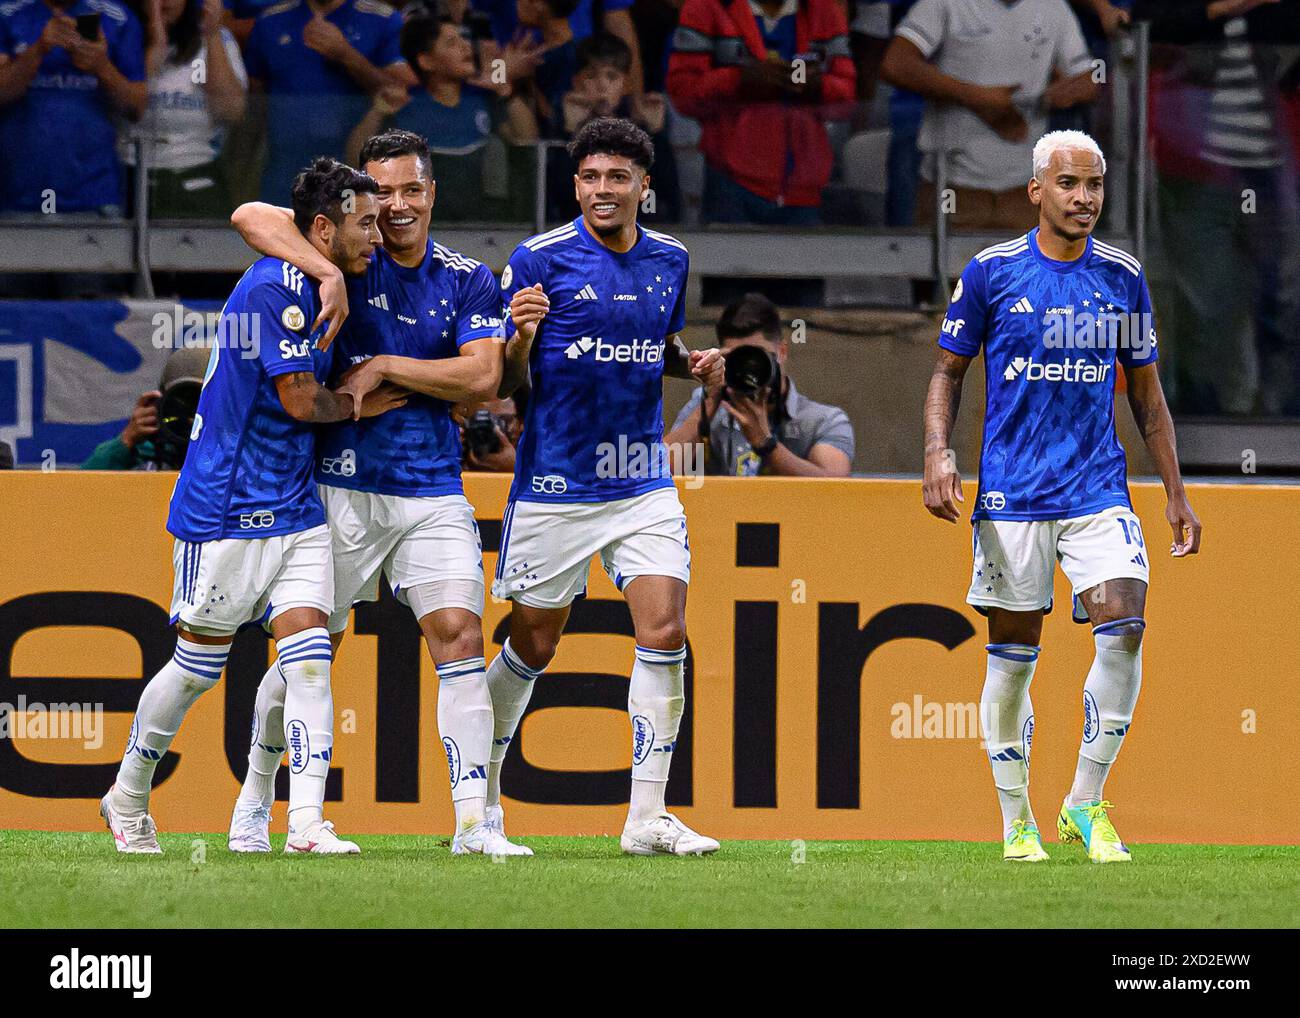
[
  {"xmin": 573, "ymin": 153, "xmax": 648, "ymax": 239},
  {"xmin": 1030, "ymin": 147, "xmax": 1105, "ymax": 244},
  {"xmin": 325, "ymin": 192, "xmax": 383, "ymax": 276},
  {"xmin": 363, "ymin": 152, "xmax": 435, "ymax": 259}
]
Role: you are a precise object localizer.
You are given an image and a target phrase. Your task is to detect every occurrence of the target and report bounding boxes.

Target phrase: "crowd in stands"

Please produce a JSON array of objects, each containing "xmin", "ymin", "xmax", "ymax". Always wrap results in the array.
[{"xmin": 0, "ymin": 0, "xmax": 1296, "ymax": 230}]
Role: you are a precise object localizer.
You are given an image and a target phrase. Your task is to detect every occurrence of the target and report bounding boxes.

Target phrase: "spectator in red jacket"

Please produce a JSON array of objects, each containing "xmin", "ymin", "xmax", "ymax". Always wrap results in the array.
[{"xmin": 667, "ymin": 0, "xmax": 856, "ymax": 225}]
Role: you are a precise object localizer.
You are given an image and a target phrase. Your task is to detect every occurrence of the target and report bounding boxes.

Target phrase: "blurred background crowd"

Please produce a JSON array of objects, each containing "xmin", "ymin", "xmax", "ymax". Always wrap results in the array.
[{"xmin": 1, "ymin": 0, "xmax": 1299, "ymax": 429}]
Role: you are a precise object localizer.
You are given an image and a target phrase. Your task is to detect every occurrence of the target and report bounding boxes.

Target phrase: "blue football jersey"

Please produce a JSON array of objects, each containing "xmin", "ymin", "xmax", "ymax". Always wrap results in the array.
[
  {"xmin": 167, "ymin": 258, "xmax": 332, "ymax": 541},
  {"xmin": 316, "ymin": 240, "xmax": 504, "ymax": 496},
  {"xmin": 501, "ymin": 218, "xmax": 689, "ymax": 504},
  {"xmin": 939, "ymin": 228, "xmax": 1159, "ymax": 522}
]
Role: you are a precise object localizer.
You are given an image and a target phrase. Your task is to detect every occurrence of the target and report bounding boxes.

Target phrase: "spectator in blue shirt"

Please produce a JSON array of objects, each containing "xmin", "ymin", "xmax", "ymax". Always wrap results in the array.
[
  {"xmin": 0, "ymin": 0, "xmax": 147, "ymax": 214},
  {"xmin": 243, "ymin": 0, "xmax": 415, "ymax": 201},
  {"xmin": 346, "ymin": 10, "xmax": 536, "ymax": 219}
]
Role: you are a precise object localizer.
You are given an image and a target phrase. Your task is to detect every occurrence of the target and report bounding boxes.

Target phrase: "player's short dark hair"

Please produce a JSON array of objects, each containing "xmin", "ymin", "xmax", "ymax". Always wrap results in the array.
[
  {"xmin": 567, "ymin": 117, "xmax": 654, "ymax": 173},
  {"xmin": 716, "ymin": 293, "xmax": 783, "ymax": 344},
  {"xmin": 358, "ymin": 128, "xmax": 433, "ymax": 181},
  {"xmin": 399, "ymin": 11, "xmax": 456, "ymax": 79},
  {"xmin": 576, "ymin": 32, "xmax": 632, "ymax": 75},
  {"xmin": 291, "ymin": 157, "xmax": 379, "ymax": 234}
]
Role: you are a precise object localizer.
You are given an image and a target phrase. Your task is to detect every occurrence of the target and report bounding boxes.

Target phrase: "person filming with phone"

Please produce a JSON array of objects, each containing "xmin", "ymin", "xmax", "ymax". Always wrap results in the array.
[{"xmin": 0, "ymin": 0, "xmax": 147, "ymax": 215}]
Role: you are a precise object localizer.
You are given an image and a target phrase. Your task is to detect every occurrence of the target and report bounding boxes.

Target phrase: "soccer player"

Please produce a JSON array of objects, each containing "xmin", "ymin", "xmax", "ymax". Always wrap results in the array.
[
  {"xmin": 491, "ymin": 117, "xmax": 724, "ymax": 856},
  {"xmin": 225, "ymin": 129, "xmax": 532, "ymax": 856},
  {"xmin": 101, "ymin": 157, "xmax": 404, "ymax": 854},
  {"xmin": 922, "ymin": 130, "xmax": 1202, "ymax": 864}
]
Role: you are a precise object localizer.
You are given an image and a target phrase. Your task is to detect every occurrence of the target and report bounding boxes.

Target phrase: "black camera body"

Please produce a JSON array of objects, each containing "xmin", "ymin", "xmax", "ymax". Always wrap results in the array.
[
  {"xmin": 723, "ymin": 344, "xmax": 781, "ymax": 402},
  {"xmin": 465, "ymin": 408, "xmax": 502, "ymax": 459},
  {"xmin": 142, "ymin": 381, "xmax": 200, "ymax": 470}
]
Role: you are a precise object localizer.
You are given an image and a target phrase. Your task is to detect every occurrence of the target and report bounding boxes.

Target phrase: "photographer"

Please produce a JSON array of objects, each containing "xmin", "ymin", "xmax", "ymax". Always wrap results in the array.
[
  {"xmin": 460, "ymin": 391, "xmax": 525, "ymax": 472},
  {"xmin": 81, "ymin": 345, "xmax": 208, "ymax": 470},
  {"xmin": 666, "ymin": 294, "xmax": 855, "ymax": 477}
]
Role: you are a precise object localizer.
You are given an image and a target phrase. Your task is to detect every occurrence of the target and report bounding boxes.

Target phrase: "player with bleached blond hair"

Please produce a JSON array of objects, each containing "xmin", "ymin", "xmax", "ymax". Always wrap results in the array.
[{"xmin": 922, "ymin": 130, "xmax": 1202, "ymax": 864}]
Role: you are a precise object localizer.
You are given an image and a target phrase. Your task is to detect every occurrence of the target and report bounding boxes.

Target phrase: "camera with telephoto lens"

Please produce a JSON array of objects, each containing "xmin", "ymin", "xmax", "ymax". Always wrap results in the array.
[
  {"xmin": 465, "ymin": 408, "xmax": 502, "ymax": 459},
  {"xmin": 723, "ymin": 344, "xmax": 781, "ymax": 402},
  {"xmin": 142, "ymin": 381, "xmax": 200, "ymax": 470}
]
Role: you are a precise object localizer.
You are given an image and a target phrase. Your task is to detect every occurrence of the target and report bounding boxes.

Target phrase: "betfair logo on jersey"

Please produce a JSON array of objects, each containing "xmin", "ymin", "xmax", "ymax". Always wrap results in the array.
[
  {"xmin": 279, "ymin": 338, "xmax": 311, "ymax": 359},
  {"xmin": 564, "ymin": 336, "xmax": 663, "ymax": 363},
  {"xmin": 1003, "ymin": 356, "xmax": 1112, "ymax": 383}
]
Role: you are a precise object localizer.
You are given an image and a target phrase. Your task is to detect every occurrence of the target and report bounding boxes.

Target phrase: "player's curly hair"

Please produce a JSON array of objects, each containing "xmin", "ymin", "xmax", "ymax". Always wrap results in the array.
[
  {"xmin": 290, "ymin": 157, "xmax": 379, "ymax": 234},
  {"xmin": 358, "ymin": 128, "xmax": 434, "ymax": 182},
  {"xmin": 566, "ymin": 117, "xmax": 654, "ymax": 173}
]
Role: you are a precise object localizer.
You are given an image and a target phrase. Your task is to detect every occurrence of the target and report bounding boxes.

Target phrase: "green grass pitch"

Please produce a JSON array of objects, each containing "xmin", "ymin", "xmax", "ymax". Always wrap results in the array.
[{"xmin": 3, "ymin": 831, "xmax": 1296, "ymax": 928}]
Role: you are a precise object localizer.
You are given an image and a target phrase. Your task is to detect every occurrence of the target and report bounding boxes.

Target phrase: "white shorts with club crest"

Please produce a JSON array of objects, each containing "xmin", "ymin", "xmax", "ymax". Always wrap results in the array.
[
  {"xmin": 320, "ymin": 484, "xmax": 485, "ymax": 632},
  {"xmin": 491, "ymin": 487, "xmax": 691, "ymax": 609},
  {"xmin": 170, "ymin": 524, "xmax": 334, "ymax": 636},
  {"xmin": 967, "ymin": 505, "xmax": 1150, "ymax": 615}
]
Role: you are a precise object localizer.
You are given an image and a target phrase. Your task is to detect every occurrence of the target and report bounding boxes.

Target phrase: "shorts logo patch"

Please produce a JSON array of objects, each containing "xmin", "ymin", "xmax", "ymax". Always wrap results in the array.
[
  {"xmin": 631, "ymin": 714, "xmax": 655, "ymax": 766},
  {"xmin": 287, "ymin": 719, "xmax": 310, "ymax": 774},
  {"xmin": 443, "ymin": 736, "xmax": 461, "ymax": 788},
  {"xmin": 1082, "ymin": 691, "xmax": 1099, "ymax": 744}
]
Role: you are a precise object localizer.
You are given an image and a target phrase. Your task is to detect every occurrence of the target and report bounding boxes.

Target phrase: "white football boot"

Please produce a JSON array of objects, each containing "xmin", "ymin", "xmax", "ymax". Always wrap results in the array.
[
  {"xmin": 484, "ymin": 803, "xmax": 505, "ymax": 835},
  {"xmin": 100, "ymin": 787, "xmax": 162, "ymax": 854},
  {"xmin": 452, "ymin": 820, "xmax": 533, "ymax": 857},
  {"xmin": 228, "ymin": 800, "xmax": 273, "ymax": 853},
  {"xmin": 620, "ymin": 812, "xmax": 719, "ymax": 857},
  {"xmin": 283, "ymin": 819, "xmax": 360, "ymax": 855}
]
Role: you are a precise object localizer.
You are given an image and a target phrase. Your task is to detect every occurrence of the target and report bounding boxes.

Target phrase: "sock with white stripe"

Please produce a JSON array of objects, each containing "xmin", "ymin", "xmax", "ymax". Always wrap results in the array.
[
  {"xmin": 484, "ymin": 639, "xmax": 543, "ymax": 809},
  {"xmin": 113, "ymin": 638, "xmax": 229, "ymax": 813},
  {"xmin": 279, "ymin": 628, "xmax": 335, "ymax": 832},
  {"xmin": 628, "ymin": 644, "xmax": 686, "ymax": 822},
  {"xmin": 435, "ymin": 656, "xmax": 493, "ymax": 832},
  {"xmin": 980, "ymin": 643, "xmax": 1039, "ymax": 838},
  {"xmin": 237, "ymin": 661, "xmax": 287, "ymax": 808},
  {"xmin": 1067, "ymin": 619, "xmax": 1144, "ymax": 808}
]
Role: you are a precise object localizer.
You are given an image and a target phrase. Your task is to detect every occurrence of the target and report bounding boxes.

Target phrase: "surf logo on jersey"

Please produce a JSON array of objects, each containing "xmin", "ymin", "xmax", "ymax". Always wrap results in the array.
[
  {"xmin": 281, "ymin": 305, "xmax": 306, "ymax": 332},
  {"xmin": 1082, "ymin": 691, "xmax": 1099, "ymax": 744},
  {"xmin": 631, "ymin": 714, "xmax": 655, "ymax": 766},
  {"xmin": 442, "ymin": 736, "xmax": 461, "ymax": 787},
  {"xmin": 238, "ymin": 510, "xmax": 276, "ymax": 529},
  {"xmin": 469, "ymin": 313, "xmax": 503, "ymax": 330},
  {"xmin": 279, "ymin": 337, "xmax": 311, "ymax": 359},
  {"xmin": 530, "ymin": 474, "xmax": 568, "ymax": 495},
  {"xmin": 287, "ymin": 719, "xmax": 310, "ymax": 774},
  {"xmin": 1002, "ymin": 356, "xmax": 1112, "ymax": 384},
  {"xmin": 319, "ymin": 448, "xmax": 357, "ymax": 478},
  {"xmin": 941, "ymin": 317, "xmax": 965, "ymax": 339},
  {"xmin": 564, "ymin": 336, "xmax": 663, "ymax": 363}
]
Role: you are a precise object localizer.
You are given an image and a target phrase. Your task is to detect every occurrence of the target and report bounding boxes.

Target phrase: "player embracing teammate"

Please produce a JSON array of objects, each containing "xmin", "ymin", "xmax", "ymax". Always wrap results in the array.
[
  {"xmin": 102, "ymin": 159, "xmax": 405, "ymax": 854},
  {"xmin": 923, "ymin": 131, "xmax": 1202, "ymax": 864}
]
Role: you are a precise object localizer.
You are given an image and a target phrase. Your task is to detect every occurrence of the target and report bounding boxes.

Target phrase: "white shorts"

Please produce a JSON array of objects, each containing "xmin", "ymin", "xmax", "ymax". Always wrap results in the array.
[
  {"xmin": 170, "ymin": 524, "xmax": 333, "ymax": 636},
  {"xmin": 491, "ymin": 487, "xmax": 691, "ymax": 610},
  {"xmin": 321, "ymin": 485, "xmax": 485, "ymax": 632},
  {"xmin": 967, "ymin": 505, "xmax": 1150, "ymax": 614}
]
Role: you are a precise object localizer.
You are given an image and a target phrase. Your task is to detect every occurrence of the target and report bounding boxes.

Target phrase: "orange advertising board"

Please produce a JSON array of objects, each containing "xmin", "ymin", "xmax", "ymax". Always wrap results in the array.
[{"xmin": 0, "ymin": 472, "xmax": 1295, "ymax": 844}]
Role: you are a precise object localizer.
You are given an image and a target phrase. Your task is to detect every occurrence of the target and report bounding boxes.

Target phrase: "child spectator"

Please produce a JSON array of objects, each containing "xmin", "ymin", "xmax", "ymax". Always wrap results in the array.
[
  {"xmin": 121, "ymin": 0, "xmax": 247, "ymax": 218},
  {"xmin": 547, "ymin": 31, "xmax": 678, "ymax": 220},
  {"xmin": 514, "ymin": 0, "xmax": 579, "ymax": 122},
  {"xmin": 347, "ymin": 10, "xmax": 536, "ymax": 220}
]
